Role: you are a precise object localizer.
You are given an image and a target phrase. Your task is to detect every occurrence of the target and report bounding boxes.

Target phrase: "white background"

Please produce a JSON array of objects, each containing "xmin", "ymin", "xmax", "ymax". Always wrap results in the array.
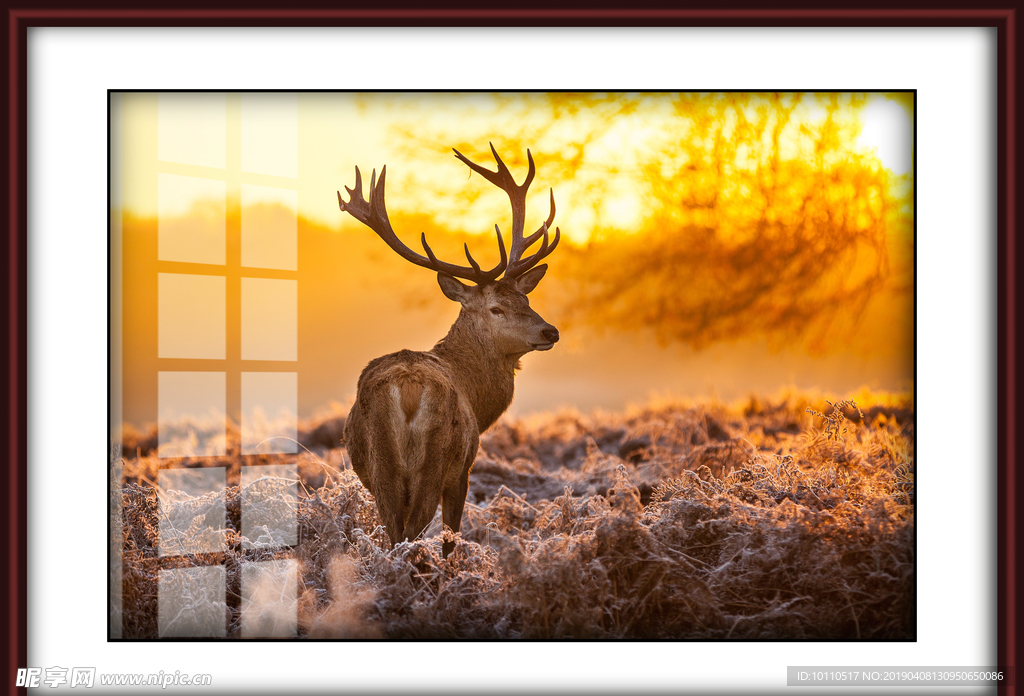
[{"xmin": 28, "ymin": 26, "xmax": 995, "ymax": 694}]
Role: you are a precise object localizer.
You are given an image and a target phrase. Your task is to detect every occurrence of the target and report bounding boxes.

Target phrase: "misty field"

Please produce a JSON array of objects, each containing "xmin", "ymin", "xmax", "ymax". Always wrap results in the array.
[{"xmin": 117, "ymin": 389, "xmax": 914, "ymax": 640}]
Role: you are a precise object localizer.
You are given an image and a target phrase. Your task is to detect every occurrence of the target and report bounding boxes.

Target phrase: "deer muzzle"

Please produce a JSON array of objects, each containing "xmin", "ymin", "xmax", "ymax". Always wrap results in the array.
[{"xmin": 532, "ymin": 325, "xmax": 560, "ymax": 351}]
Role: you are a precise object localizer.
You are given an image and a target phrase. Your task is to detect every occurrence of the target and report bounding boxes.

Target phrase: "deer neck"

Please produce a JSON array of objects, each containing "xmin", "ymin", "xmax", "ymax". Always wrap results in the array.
[{"xmin": 431, "ymin": 316, "xmax": 518, "ymax": 433}]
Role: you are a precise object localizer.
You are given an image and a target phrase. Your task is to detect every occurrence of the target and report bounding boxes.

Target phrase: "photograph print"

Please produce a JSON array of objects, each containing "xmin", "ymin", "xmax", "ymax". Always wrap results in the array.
[{"xmin": 109, "ymin": 91, "xmax": 915, "ymax": 640}]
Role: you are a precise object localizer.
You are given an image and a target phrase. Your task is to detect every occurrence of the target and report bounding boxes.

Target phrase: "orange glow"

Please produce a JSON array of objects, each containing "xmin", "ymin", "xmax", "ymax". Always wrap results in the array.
[{"xmin": 113, "ymin": 92, "xmax": 913, "ymax": 428}]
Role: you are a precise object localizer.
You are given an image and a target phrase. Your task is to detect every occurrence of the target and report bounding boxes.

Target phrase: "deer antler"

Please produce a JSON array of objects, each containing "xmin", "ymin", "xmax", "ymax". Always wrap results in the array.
[
  {"xmin": 337, "ymin": 165, "xmax": 508, "ymax": 284},
  {"xmin": 452, "ymin": 143, "xmax": 560, "ymax": 281}
]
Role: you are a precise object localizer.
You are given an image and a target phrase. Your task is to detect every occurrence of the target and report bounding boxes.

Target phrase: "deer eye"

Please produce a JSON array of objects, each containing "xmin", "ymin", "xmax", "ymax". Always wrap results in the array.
[{"xmin": 490, "ymin": 307, "xmax": 505, "ymax": 317}]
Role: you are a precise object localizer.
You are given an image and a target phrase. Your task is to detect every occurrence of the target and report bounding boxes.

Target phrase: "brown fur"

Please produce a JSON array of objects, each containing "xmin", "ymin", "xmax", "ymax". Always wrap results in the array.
[
  {"xmin": 345, "ymin": 272, "xmax": 558, "ymax": 557},
  {"xmin": 399, "ymin": 377, "xmax": 423, "ymax": 423}
]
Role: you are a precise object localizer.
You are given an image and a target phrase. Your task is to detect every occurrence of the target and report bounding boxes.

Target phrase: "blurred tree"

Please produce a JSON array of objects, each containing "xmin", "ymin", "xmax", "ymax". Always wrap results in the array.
[{"xmin": 388, "ymin": 92, "xmax": 910, "ymax": 353}]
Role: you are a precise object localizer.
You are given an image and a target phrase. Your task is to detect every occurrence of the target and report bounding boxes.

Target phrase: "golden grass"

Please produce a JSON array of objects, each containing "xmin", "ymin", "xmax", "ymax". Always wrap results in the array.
[{"xmin": 117, "ymin": 389, "xmax": 914, "ymax": 639}]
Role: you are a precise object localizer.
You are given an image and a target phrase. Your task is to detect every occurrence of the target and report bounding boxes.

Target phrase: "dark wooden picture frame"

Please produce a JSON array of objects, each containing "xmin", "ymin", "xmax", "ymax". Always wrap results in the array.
[{"xmin": 3, "ymin": 5, "xmax": 1018, "ymax": 693}]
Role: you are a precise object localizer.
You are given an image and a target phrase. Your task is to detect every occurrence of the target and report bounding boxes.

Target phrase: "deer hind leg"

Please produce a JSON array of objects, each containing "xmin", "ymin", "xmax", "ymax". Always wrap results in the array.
[
  {"xmin": 375, "ymin": 475, "xmax": 409, "ymax": 549},
  {"xmin": 353, "ymin": 410, "xmax": 410, "ymax": 549},
  {"xmin": 369, "ymin": 464, "xmax": 409, "ymax": 549},
  {"xmin": 400, "ymin": 457, "xmax": 444, "ymax": 546},
  {"xmin": 441, "ymin": 450, "xmax": 475, "ymax": 558},
  {"xmin": 401, "ymin": 420, "xmax": 464, "ymax": 546}
]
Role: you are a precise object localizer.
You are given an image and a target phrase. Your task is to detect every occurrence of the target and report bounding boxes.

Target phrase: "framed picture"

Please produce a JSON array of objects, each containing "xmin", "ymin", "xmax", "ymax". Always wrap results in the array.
[
  {"xmin": 110, "ymin": 88, "xmax": 917, "ymax": 641},
  {"xmin": 9, "ymin": 13, "xmax": 1015, "ymax": 696}
]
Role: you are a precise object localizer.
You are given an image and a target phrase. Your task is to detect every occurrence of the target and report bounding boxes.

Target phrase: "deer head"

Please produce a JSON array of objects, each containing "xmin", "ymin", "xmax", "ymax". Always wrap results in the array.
[
  {"xmin": 436, "ymin": 268, "xmax": 559, "ymax": 360},
  {"xmin": 337, "ymin": 143, "xmax": 561, "ymax": 359}
]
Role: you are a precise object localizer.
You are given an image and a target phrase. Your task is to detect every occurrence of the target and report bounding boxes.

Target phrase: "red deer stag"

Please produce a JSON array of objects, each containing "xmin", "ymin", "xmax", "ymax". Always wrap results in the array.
[{"xmin": 337, "ymin": 144, "xmax": 561, "ymax": 558}]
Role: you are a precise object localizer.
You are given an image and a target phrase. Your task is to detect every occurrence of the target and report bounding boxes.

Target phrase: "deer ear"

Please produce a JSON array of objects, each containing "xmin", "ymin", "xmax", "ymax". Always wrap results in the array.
[
  {"xmin": 514, "ymin": 264, "xmax": 548, "ymax": 295},
  {"xmin": 437, "ymin": 272, "xmax": 470, "ymax": 303}
]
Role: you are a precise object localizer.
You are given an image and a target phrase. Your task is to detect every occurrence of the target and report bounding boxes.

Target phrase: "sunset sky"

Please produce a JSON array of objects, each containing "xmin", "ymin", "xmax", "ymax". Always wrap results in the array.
[
  {"xmin": 129, "ymin": 92, "xmax": 913, "ymax": 240},
  {"xmin": 112, "ymin": 91, "xmax": 914, "ymax": 430}
]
